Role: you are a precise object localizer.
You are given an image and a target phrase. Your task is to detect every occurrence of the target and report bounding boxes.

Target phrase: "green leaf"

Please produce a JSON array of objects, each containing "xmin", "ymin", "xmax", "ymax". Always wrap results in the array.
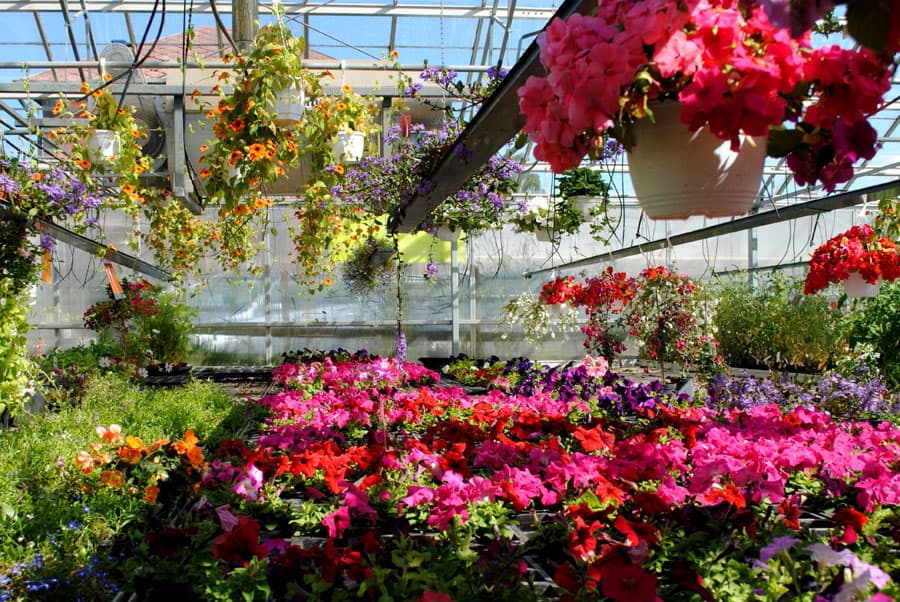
[
  {"xmin": 846, "ymin": 0, "xmax": 894, "ymax": 52},
  {"xmin": 766, "ymin": 128, "xmax": 805, "ymax": 158}
]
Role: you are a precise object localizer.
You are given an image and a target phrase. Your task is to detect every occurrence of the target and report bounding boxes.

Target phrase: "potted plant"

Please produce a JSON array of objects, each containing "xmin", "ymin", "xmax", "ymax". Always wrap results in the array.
[
  {"xmin": 335, "ymin": 122, "xmax": 524, "ymax": 237},
  {"xmin": 198, "ymin": 18, "xmax": 319, "ymax": 210},
  {"xmin": 83, "ymin": 278, "xmax": 160, "ymax": 371},
  {"xmin": 511, "ymin": 196, "xmax": 584, "ymax": 243},
  {"xmin": 557, "ymin": 167, "xmax": 609, "ymax": 217},
  {"xmin": 341, "ymin": 235, "xmax": 397, "ymax": 295},
  {"xmin": 624, "ymin": 266, "xmax": 719, "ymax": 382},
  {"xmin": 540, "ymin": 268, "xmax": 638, "ymax": 361},
  {"xmin": 803, "ymin": 224, "xmax": 899, "ymax": 297},
  {"xmin": 517, "ymin": 0, "xmax": 894, "ymax": 218},
  {"xmin": 136, "ymin": 288, "xmax": 196, "ymax": 374},
  {"xmin": 313, "ymin": 84, "xmax": 381, "ymax": 163}
]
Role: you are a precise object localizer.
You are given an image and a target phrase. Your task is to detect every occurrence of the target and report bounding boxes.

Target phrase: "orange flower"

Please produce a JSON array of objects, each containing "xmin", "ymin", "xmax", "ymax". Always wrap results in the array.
[
  {"xmin": 117, "ymin": 435, "xmax": 144, "ymax": 464},
  {"xmin": 199, "ymin": 144, "xmax": 209, "ymax": 152},
  {"xmin": 342, "ymin": 84, "xmax": 353, "ymax": 94},
  {"xmin": 52, "ymin": 100, "xmax": 64, "ymax": 115},
  {"xmin": 199, "ymin": 168, "xmax": 211, "ymax": 178},
  {"xmin": 336, "ymin": 102, "xmax": 347, "ymax": 111},
  {"xmin": 79, "ymin": 81, "xmax": 91, "ymax": 94},
  {"xmin": 229, "ymin": 118, "xmax": 245, "ymax": 133},
  {"xmin": 143, "ymin": 486, "xmax": 160, "ymax": 505},
  {"xmin": 228, "ymin": 149, "xmax": 245, "ymax": 166},
  {"xmin": 253, "ymin": 198, "xmax": 268, "ymax": 210},
  {"xmin": 390, "ymin": 49, "xmax": 399, "ymax": 59},
  {"xmin": 248, "ymin": 143, "xmax": 267, "ymax": 161},
  {"xmin": 92, "ymin": 89, "xmax": 103, "ymax": 98},
  {"xmin": 323, "ymin": 277, "xmax": 333, "ymax": 287},
  {"xmin": 121, "ymin": 184, "xmax": 136, "ymax": 196},
  {"xmin": 96, "ymin": 424, "xmax": 124, "ymax": 445},
  {"xmin": 103, "ymin": 72, "xmax": 112, "ymax": 82},
  {"xmin": 100, "ymin": 470, "xmax": 124, "ymax": 489},
  {"xmin": 75, "ymin": 450, "xmax": 94, "ymax": 474},
  {"xmin": 76, "ymin": 159, "xmax": 92, "ymax": 169}
]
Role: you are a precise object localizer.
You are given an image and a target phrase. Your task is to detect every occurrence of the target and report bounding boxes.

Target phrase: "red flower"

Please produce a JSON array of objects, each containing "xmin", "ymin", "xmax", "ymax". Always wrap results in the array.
[
  {"xmin": 832, "ymin": 506, "xmax": 869, "ymax": 544},
  {"xmin": 599, "ymin": 556, "xmax": 658, "ymax": 602},
  {"xmin": 804, "ymin": 224, "xmax": 899, "ymax": 294},
  {"xmin": 211, "ymin": 515, "xmax": 266, "ymax": 565}
]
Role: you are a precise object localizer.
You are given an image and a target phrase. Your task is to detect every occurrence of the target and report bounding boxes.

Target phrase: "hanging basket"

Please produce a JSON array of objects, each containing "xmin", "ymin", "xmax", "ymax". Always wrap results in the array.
[
  {"xmin": 569, "ymin": 195, "xmax": 604, "ymax": 218},
  {"xmin": 436, "ymin": 226, "xmax": 460, "ymax": 241},
  {"xmin": 627, "ymin": 101, "xmax": 766, "ymax": 220},
  {"xmin": 273, "ymin": 85, "xmax": 306, "ymax": 126},
  {"xmin": 332, "ymin": 130, "xmax": 366, "ymax": 163},
  {"xmin": 86, "ymin": 129, "xmax": 121, "ymax": 161},
  {"xmin": 843, "ymin": 272, "xmax": 881, "ymax": 297}
]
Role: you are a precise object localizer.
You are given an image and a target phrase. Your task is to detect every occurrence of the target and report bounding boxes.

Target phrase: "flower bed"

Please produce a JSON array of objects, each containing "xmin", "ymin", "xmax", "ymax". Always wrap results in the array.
[{"xmin": 2, "ymin": 353, "xmax": 897, "ymax": 600}]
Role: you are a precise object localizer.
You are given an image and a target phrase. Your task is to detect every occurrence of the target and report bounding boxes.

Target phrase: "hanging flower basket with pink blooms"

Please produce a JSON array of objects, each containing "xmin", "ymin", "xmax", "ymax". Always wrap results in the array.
[
  {"xmin": 517, "ymin": 0, "xmax": 894, "ymax": 219},
  {"xmin": 803, "ymin": 224, "xmax": 899, "ymax": 296}
]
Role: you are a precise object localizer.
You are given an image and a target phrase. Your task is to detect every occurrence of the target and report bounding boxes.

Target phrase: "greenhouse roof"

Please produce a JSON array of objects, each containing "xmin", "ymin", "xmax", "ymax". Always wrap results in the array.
[{"xmin": 0, "ymin": 0, "xmax": 898, "ymax": 238}]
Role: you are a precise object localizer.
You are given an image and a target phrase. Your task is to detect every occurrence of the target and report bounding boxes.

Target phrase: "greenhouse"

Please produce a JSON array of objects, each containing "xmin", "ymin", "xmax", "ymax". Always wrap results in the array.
[{"xmin": 0, "ymin": 0, "xmax": 898, "ymax": 599}]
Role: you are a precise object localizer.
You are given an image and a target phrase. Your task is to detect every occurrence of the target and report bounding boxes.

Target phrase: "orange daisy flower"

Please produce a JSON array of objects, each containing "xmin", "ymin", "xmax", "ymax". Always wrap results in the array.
[
  {"xmin": 248, "ymin": 143, "xmax": 267, "ymax": 161},
  {"xmin": 52, "ymin": 100, "xmax": 64, "ymax": 115},
  {"xmin": 76, "ymin": 159, "xmax": 92, "ymax": 169}
]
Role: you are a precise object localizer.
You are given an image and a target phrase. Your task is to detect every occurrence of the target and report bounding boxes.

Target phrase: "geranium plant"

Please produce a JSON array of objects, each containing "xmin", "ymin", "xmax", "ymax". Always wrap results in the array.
[
  {"xmin": 624, "ymin": 265, "xmax": 719, "ymax": 379},
  {"xmin": 803, "ymin": 223, "xmax": 899, "ymax": 294},
  {"xmin": 517, "ymin": 0, "xmax": 893, "ymax": 191},
  {"xmin": 538, "ymin": 268, "xmax": 637, "ymax": 360}
]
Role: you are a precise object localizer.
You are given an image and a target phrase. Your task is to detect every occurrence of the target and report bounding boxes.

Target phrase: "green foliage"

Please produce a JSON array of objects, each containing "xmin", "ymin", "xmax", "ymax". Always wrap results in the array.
[
  {"xmin": 0, "ymin": 277, "xmax": 36, "ymax": 417},
  {"xmin": 839, "ymin": 279, "xmax": 900, "ymax": 389},
  {"xmin": 713, "ymin": 274, "xmax": 842, "ymax": 372},
  {"xmin": 136, "ymin": 288, "xmax": 195, "ymax": 366},
  {"xmin": 0, "ymin": 373, "xmax": 239, "ymax": 599},
  {"xmin": 511, "ymin": 198, "xmax": 584, "ymax": 242},
  {"xmin": 556, "ymin": 167, "xmax": 608, "ymax": 199}
]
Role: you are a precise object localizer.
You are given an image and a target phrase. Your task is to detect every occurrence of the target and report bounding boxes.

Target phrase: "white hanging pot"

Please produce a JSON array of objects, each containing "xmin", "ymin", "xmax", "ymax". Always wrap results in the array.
[
  {"xmin": 86, "ymin": 129, "xmax": 121, "ymax": 161},
  {"xmin": 534, "ymin": 228, "xmax": 554, "ymax": 243},
  {"xmin": 332, "ymin": 130, "xmax": 366, "ymax": 163},
  {"xmin": 627, "ymin": 101, "xmax": 766, "ymax": 220},
  {"xmin": 569, "ymin": 195, "xmax": 604, "ymax": 218},
  {"xmin": 273, "ymin": 85, "xmax": 305, "ymax": 125},
  {"xmin": 435, "ymin": 225, "xmax": 460, "ymax": 241},
  {"xmin": 843, "ymin": 272, "xmax": 881, "ymax": 297}
]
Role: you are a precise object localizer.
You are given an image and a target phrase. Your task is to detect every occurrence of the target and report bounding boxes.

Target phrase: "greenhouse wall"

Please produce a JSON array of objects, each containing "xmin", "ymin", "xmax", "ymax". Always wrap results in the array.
[{"xmin": 25, "ymin": 199, "xmax": 871, "ymax": 363}]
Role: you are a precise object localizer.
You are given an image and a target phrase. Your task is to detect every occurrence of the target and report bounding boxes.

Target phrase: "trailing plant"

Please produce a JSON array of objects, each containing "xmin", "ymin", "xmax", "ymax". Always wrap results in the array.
[
  {"xmin": 714, "ymin": 273, "xmax": 843, "ymax": 372},
  {"xmin": 510, "ymin": 197, "xmax": 584, "ymax": 243},
  {"xmin": 341, "ymin": 235, "xmax": 397, "ymax": 296}
]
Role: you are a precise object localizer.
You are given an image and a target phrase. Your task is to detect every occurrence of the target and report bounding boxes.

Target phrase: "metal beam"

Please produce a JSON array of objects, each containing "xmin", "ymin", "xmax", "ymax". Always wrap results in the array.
[
  {"xmin": 0, "ymin": 1, "xmax": 557, "ymax": 20},
  {"xmin": 0, "ymin": 201, "xmax": 172, "ymax": 281},
  {"xmin": 390, "ymin": 0, "xmax": 589, "ymax": 232},
  {"xmin": 524, "ymin": 179, "xmax": 900, "ymax": 278}
]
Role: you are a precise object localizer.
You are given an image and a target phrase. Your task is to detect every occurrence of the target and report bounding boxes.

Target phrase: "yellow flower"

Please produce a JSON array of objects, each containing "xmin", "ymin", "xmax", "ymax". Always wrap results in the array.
[{"xmin": 342, "ymin": 84, "xmax": 353, "ymax": 93}]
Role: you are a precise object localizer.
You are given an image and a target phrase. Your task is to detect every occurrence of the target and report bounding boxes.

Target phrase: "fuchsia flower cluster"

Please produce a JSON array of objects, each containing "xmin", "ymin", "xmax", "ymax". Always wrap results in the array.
[
  {"xmin": 195, "ymin": 354, "xmax": 897, "ymax": 600},
  {"xmin": 517, "ymin": 0, "xmax": 893, "ymax": 191},
  {"xmin": 804, "ymin": 223, "xmax": 899, "ymax": 294}
]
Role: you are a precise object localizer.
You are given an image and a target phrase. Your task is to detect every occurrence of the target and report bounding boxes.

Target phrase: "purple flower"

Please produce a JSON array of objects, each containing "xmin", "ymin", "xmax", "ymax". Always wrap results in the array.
[{"xmin": 39, "ymin": 234, "xmax": 55, "ymax": 251}]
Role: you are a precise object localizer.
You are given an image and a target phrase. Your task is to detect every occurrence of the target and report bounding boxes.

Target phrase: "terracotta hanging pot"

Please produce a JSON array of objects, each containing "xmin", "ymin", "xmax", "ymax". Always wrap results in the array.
[
  {"xmin": 627, "ymin": 102, "xmax": 766, "ymax": 220},
  {"xmin": 842, "ymin": 272, "xmax": 881, "ymax": 297}
]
